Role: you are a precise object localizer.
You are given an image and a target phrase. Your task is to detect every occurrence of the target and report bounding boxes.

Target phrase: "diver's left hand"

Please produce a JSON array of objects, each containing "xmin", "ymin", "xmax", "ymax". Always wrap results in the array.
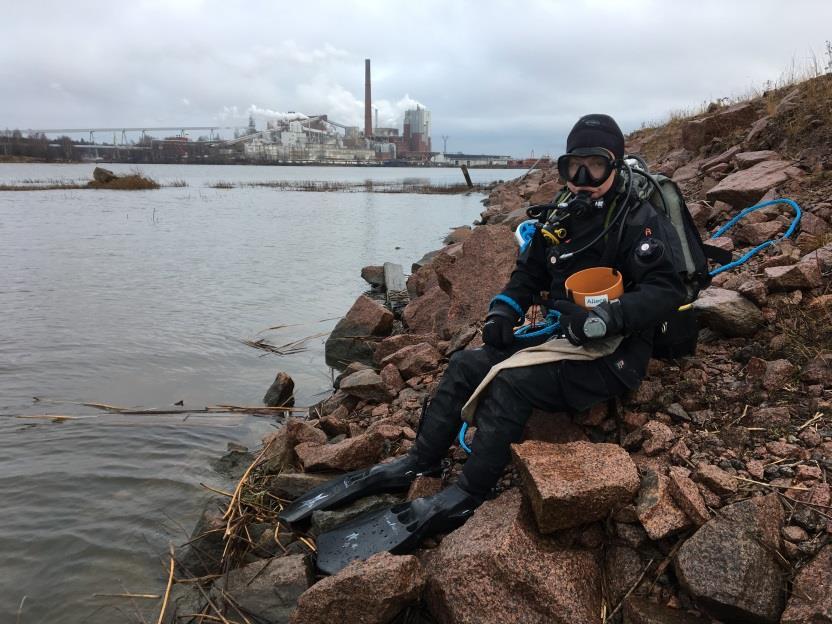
[{"xmin": 550, "ymin": 300, "xmax": 591, "ymax": 346}]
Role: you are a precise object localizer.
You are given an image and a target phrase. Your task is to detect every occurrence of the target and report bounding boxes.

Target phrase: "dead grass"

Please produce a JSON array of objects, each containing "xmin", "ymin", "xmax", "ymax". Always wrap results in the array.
[
  {"xmin": 776, "ymin": 300, "xmax": 832, "ymax": 365},
  {"xmin": 88, "ymin": 174, "xmax": 160, "ymax": 190},
  {"xmin": 631, "ymin": 46, "xmax": 832, "ymax": 163}
]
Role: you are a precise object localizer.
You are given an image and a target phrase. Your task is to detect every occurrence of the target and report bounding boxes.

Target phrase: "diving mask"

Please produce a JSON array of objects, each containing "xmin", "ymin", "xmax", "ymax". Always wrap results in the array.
[{"xmin": 557, "ymin": 148, "xmax": 617, "ymax": 187}]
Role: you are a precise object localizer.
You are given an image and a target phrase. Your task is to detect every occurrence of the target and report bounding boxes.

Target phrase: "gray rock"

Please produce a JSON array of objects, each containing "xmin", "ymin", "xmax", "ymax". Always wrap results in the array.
[
  {"xmin": 310, "ymin": 494, "xmax": 404, "ymax": 536},
  {"xmin": 211, "ymin": 448, "xmax": 254, "ymax": 480},
  {"xmin": 264, "ymin": 371, "xmax": 295, "ymax": 407},
  {"xmin": 211, "ymin": 555, "xmax": 312, "ymax": 624},
  {"xmin": 93, "ymin": 166, "xmax": 119, "ymax": 183},
  {"xmin": 268, "ymin": 472, "xmax": 339, "ymax": 500},
  {"xmin": 338, "ymin": 369, "xmax": 394, "ymax": 402},
  {"xmin": 674, "ymin": 494, "xmax": 785, "ymax": 624},
  {"xmin": 325, "ymin": 294, "xmax": 394, "ymax": 367},
  {"xmin": 175, "ymin": 496, "xmax": 227, "ymax": 578},
  {"xmin": 360, "ymin": 265, "xmax": 385, "ymax": 288},
  {"xmin": 693, "ymin": 288, "xmax": 763, "ymax": 337}
]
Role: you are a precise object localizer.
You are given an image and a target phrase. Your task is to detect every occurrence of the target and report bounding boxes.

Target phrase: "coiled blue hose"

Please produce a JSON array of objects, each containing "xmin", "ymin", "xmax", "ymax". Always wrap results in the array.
[{"xmin": 708, "ymin": 198, "xmax": 802, "ymax": 276}]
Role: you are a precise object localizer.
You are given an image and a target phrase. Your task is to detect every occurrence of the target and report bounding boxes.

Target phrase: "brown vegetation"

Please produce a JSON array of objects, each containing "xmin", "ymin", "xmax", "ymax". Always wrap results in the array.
[{"xmin": 87, "ymin": 173, "xmax": 160, "ymax": 190}]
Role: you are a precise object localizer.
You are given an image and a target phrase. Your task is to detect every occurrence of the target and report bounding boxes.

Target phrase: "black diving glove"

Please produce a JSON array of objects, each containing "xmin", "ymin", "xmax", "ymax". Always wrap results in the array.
[
  {"xmin": 482, "ymin": 302, "xmax": 518, "ymax": 349},
  {"xmin": 551, "ymin": 299, "xmax": 623, "ymax": 346}
]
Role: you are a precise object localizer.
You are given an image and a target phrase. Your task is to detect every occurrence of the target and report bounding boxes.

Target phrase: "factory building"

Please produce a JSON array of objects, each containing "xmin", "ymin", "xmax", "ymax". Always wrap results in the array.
[
  {"xmin": 238, "ymin": 58, "xmax": 435, "ymax": 164},
  {"xmin": 242, "ymin": 115, "xmax": 375, "ymax": 163}
]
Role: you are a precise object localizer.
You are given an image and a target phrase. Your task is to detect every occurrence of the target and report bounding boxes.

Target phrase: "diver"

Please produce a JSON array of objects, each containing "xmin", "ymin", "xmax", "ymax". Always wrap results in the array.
[{"xmin": 280, "ymin": 114, "xmax": 688, "ymax": 575}]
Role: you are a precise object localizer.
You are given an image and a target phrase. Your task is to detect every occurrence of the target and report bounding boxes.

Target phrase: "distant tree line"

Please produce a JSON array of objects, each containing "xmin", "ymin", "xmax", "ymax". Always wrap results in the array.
[
  {"xmin": 0, "ymin": 128, "xmax": 250, "ymax": 164},
  {"xmin": 0, "ymin": 130, "xmax": 81, "ymax": 161}
]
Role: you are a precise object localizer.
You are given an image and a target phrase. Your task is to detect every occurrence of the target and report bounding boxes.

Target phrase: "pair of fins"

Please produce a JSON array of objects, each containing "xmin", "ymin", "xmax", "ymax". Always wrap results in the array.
[{"xmin": 278, "ymin": 457, "xmax": 481, "ymax": 575}]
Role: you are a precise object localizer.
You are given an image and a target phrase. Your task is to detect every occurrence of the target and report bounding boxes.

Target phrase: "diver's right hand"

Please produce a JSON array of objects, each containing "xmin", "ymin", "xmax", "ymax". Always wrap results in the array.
[{"xmin": 482, "ymin": 302, "xmax": 517, "ymax": 349}]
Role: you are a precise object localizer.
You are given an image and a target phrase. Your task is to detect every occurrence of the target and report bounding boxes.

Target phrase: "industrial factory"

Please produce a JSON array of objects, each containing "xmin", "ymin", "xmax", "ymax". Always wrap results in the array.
[
  {"xmin": 22, "ymin": 57, "xmax": 515, "ymax": 166},
  {"xmin": 242, "ymin": 59, "xmax": 434, "ymax": 165}
]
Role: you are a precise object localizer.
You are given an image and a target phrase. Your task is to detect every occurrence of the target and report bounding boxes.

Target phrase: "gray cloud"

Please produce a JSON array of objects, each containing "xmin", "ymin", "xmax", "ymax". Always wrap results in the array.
[{"xmin": 2, "ymin": 0, "xmax": 830, "ymax": 156}]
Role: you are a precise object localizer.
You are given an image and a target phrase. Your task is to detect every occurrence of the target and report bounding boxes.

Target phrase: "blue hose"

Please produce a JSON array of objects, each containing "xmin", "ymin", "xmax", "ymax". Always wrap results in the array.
[
  {"xmin": 708, "ymin": 198, "xmax": 802, "ymax": 276},
  {"xmin": 458, "ymin": 422, "xmax": 473, "ymax": 454},
  {"xmin": 457, "ymin": 310, "xmax": 561, "ymax": 454}
]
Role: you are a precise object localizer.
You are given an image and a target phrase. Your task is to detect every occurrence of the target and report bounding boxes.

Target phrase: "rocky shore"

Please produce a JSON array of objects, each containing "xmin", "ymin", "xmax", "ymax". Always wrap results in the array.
[{"xmin": 166, "ymin": 74, "xmax": 831, "ymax": 623}]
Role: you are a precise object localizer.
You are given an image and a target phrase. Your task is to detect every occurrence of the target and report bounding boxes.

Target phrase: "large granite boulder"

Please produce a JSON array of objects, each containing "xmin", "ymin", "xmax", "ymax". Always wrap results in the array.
[
  {"xmin": 423, "ymin": 489, "xmax": 602, "ymax": 624},
  {"xmin": 706, "ymin": 160, "xmax": 803, "ymax": 208},
  {"xmin": 693, "ymin": 287, "xmax": 763, "ymax": 337},
  {"xmin": 674, "ymin": 494, "xmax": 785, "ymax": 623},
  {"xmin": 291, "ymin": 553, "xmax": 425, "ymax": 624},
  {"xmin": 433, "ymin": 225, "xmax": 517, "ymax": 336},
  {"xmin": 402, "ymin": 285, "xmax": 450, "ymax": 337},
  {"xmin": 325, "ymin": 295, "xmax": 394, "ymax": 367},
  {"xmin": 511, "ymin": 440, "xmax": 639, "ymax": 533}
]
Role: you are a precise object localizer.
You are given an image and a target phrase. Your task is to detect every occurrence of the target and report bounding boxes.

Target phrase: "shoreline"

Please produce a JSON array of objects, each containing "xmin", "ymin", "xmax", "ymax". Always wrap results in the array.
[{"xmin": 162, "ymin": 79, "xmax": 831, "ymax": 622}]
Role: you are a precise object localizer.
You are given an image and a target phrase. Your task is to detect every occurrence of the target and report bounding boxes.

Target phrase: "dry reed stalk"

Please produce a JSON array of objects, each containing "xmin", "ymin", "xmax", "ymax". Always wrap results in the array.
[
  {"xmin": 94, "ymin": 593, "xmax": 161, "ymax": 600},
  {"xmin": 156, "ymin": 544, "xmax": 175, "ymax": 624},
  {"xmin": 735, "ymin": 476, "xmax": 810, "ymax": 491},
  {"xmin": 208, "ymin": 405, "xmax": 307, "ymax": 414},
  {"xmin": 603, "ymin": 558, "xmax": 654, "ymax": 623},
  {"xmin": 222, "ymin": 439, "xmax": 275, "ymax": 527},
  {"xmin": 199, "ymin": 483, "xmax": 235, "ymax": 498}
]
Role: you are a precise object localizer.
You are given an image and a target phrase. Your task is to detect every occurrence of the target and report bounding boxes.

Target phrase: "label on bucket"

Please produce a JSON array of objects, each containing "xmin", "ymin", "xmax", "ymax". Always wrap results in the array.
[{"xmin": 584, "ymin": 294, "xmax": 609, "ymax": 308}]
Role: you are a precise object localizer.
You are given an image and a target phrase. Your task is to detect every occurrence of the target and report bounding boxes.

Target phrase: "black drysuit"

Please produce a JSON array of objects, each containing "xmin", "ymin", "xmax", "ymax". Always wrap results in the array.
[{"xmin": 412, "ymin": 182, "xmax": 688, "ymax": 496}]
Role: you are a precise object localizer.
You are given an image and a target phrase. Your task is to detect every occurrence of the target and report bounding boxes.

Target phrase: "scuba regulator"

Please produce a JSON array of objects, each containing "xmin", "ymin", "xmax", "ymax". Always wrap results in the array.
[{"xmin": 521, "ymin": 190, "xmax": 606, "ymax": 248}]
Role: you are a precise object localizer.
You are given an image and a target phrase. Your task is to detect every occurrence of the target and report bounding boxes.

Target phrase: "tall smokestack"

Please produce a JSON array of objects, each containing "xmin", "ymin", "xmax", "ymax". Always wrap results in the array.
[{"xmin": 364, "ymin": 58, "xmax": 372, "ymax": 138}]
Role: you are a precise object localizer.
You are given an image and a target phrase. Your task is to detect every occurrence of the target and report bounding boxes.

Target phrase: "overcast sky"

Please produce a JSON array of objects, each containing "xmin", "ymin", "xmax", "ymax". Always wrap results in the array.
[{"xmin": 2, "ymin": 0, "xmax": 831, "ymax": 156}]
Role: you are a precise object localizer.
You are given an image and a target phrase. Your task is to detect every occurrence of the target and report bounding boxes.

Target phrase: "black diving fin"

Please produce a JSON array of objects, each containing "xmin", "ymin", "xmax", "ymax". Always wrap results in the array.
[
  {"xmin": 278, "ymin": 455, "xmax": 441, "ymax": 526},
  {"xmin": 314, "ymin": 484, "xmax": 481, "ymax": 575}
]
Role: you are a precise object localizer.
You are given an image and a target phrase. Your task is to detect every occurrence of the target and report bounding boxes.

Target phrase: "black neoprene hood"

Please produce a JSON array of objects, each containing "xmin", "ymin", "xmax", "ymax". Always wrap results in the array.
[{"xmin": 566, "ymin": 114, "xmax": 625, "ymax": 160}]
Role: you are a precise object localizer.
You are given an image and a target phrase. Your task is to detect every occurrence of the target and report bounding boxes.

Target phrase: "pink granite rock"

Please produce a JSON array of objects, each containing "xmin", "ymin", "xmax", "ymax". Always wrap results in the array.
[
  {"xmin": 291, "ymin": 553, "xmax": 425, "ymax": 624},
  {"xmin": 423, "ymin": 489, "xmax": 602, "ymax": 624},
  {"xmin": 512, "ymin": 440, "xmax": 640, "ymax": 533}
]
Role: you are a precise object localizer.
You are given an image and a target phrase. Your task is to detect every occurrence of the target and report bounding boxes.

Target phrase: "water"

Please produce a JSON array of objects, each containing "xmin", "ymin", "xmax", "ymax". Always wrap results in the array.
[{"xmin": 0, "ymin": 163, "xmax": 521, "ymax": 623}]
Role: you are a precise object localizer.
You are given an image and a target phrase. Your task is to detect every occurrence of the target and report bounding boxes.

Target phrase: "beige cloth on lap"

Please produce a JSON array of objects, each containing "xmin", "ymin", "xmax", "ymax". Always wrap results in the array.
[{"xmin": 460, "ymin": 335, "xmax": 623, "ymax": 423}]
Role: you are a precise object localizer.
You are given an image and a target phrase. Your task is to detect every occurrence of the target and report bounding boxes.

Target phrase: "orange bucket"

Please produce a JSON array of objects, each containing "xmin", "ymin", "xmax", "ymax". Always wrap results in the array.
[{"xmin": 565, "ymin": 267, "xmax": 623, "ymax": 309}]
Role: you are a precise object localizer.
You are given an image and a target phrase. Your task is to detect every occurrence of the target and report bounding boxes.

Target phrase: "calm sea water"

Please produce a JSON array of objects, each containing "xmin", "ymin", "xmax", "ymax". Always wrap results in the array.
[{"xmin": 0, "ymin": 163, "xmax": 522, "ymax": 623}]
